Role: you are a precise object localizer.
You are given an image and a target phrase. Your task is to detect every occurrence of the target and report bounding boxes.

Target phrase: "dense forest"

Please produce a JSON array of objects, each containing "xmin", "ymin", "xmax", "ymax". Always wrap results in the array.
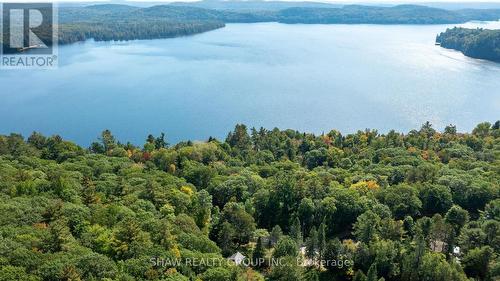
[
  {"xmin": 3, "ymin": 4, "xmax": 500, "ymax": 48},
  {"xmin": 55, "ymin": 4, "xmax": 500, "ymax": 44},
  {"xmin": 275, "ymin": 5, "xmax": 500, "ymax": 24},
  {"xmin": 436, "ymin": 27, "xmax": 500, "ymax": 62},
  {"xmin": 56, "ymin": 5, "xmax": 228, "ymax": 45},
  {"xmin": 58, "ymin": 21, "xmax": 225, "ymax": 45},
  {"xmin": 0, "ymin": 121, "xmax": 499, "ymax": 281},
  {"xmin": 59, "ymin": 4, "xmax": 500, "ymax": 25},
  {"xmin": 0, "ymin": 5, "xmax": 226, "ymax": 49},
  {"xmin": 168, "ymin": 0, "xmax": 343, "ymax": 11}
]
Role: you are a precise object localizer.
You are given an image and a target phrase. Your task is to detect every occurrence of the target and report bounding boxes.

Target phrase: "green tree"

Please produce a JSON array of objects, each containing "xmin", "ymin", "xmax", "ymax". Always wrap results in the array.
[
  {"xmin": 353, "ymin": 270, "xmax": 368, "ymax": 281},
  {"xmin": 290, "ymin": 217, "xmax": 303, "ymax": 246},
  {"xmin": 445, "ymin": 205, "xmax": 469, "ymax": 235},
  {"xmin": 274, "ymin": 236, "xmax": 298, "ymax": 258},
  {"xmin": 419, "ymin": 184, "xmax": 453, "ymax": 216},
  {"xmin": 270, "ymin": 225, "xmax": 283, "ymax": 247},
  {"xmin": 199, "ymin": 267, "xmax": 232, "ymax": 281},
  {"xmin": 99, "ymin": 129, "xmax": 117, "ymax": 152},
  {"xmin": 472, "ymin": 122, "xmax": 491, "ymax": 137},
  {"xmin": 305, "ymin": 226, "xmax": 318, "ymax": 260},
  {"xmin": 268, "ymin": 256, "xmax": 302, "ymax": 281},
  {"xmin": 220, "ymin": 202, "xmax": 256, "ymax": 247},
  {"xmin": 0, "ymin": 266, "xmax": 40, "ymax": 281},
  {"xmin": 354, "ymin": 211, "xmax": 381, "ymax": 243},
  {"xmin": 367, "ymin": 263, "xmax": 378, "ymax": 281},
  {"xmin": 462, "ymin": 246, "xmax": 494, "ymax": 280},
  {"xmin": 226, "ymin": 124, "xmax": 252, "ymax": 151},
  {"xmin": 253, "ymin": 237, "xmax": 266, "ymax": 268},
  {"xmin": 217, "ymin": 221, "xmax": 236, "ymax": 256},
  {"xmin": 318, "ymin": 222, "xmax": 327, "ymax": 260}
]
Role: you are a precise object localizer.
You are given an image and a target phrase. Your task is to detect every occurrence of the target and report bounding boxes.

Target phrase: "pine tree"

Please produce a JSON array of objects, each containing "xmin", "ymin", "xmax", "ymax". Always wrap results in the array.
[
  {"xmin": 318, "ymin": 222, "xmax": 327, "ymax": 260},
  {"xmin": 303, "ymin": 268, "xmax": 320, "ymax": 281},
  {"xmin": 82, "ymin": 177, "xmax": 98, "ymax": 204},
  {"xmin": 100, "ymin": 129, "xmax": 116, "ymax": 152},
  {"xmin": 253, "ymin": 237, "xmax": 266, "ymax": 268},
  {"xmin": 270, "ymin": 225, "xmax": 283, "ymax": 247},
  {"xmin": 218, "ymin": 222, "xmax": 235, "ymax": 257},
  {"xmin": 305, "ymin": 226, "xmax": 318, "ymax": 261},
  {"xmin": 353, "ymin": 270, "xmax": 368, "ymax": 281},
  {"xmin": 367, "ymin": 263, "xmax": 378, "ymax": 281},
  {"xmin": 62, "ymin": 265, "xmax": 81, "ymax": 281},
  {"xmin": 290, "ymin": 217, "xmax": 303, "ymax": 246},
  {"xmin": 154, "ymin": 132, "xmax": 168, "ymax": 149}
]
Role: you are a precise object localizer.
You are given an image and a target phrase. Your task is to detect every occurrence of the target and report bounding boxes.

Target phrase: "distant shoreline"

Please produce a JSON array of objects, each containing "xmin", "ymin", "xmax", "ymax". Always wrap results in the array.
[
  {"xmin": 3, "ymin": 4, "xmax": 499, "ymax": 52},
  {"xmin": 436, "ymin": 27, "xmax": 500, "ymax": 62}
]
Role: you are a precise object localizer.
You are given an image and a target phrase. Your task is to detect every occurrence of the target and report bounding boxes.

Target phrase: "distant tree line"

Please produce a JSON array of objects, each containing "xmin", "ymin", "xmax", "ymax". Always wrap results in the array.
[
  {"xmin": 436, "ymin": 27, "xmax": 500, "ymax": 62},
  {"xmin": 276, "ymin": 5, "xmax": 479, "ymax": 24},
  {"xmin": 58, "ymin": 20, "xmax": 225, "ymax": 45},
  {"xmin": 4, "ymin": 4, "xmax": 500, "ymax": 49},
  {"xmin": 60, "ymin": 4, "xmax": 500, "ymax": 25},
  {"xmin": 54, "ymin": 4, "xmax": 500, "ymax": 45}
]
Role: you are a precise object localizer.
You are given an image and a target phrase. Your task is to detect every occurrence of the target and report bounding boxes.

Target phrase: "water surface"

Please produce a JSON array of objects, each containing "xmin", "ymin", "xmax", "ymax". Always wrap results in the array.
[{"xmin": 1, "ymin": 22, "xmax": 499, "ymax": 145}]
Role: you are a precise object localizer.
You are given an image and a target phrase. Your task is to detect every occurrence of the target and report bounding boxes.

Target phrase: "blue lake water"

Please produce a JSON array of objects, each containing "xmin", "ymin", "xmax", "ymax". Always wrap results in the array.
[{"xmin": 1, "ymin": 22, "xmax": 499, "ymax": 145}]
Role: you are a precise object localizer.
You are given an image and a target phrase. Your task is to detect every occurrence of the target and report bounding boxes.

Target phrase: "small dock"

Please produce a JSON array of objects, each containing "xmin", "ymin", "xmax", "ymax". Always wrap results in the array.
[{"xmin": 17, "ymin": 44, "xmax": 42, "ymax": 52}]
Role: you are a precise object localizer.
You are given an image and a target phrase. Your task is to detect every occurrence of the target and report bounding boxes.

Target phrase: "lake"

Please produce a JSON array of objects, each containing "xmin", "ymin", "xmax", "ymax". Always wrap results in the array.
[{"xmin": 1, "ymin": 22, "xmax": 499, "ymax": 145}]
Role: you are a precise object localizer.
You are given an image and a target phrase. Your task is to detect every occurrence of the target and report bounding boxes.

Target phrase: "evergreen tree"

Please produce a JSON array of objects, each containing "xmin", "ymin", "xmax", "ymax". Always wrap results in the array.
[
  {"xmin": 270, "ymin": 225, "xmax": 283, "ymax": 247},
  {"xmin": 154, "ymin": 132, "xmax": 168, "ymax": 149},
  {"xmin": 318, "ymin": 222, "xmax": 327, "ymax": 260},
  {"xmin": 100, "ymin": 129, "xmax": 116, "ymax": 152},
  {"xmin": 354, "ymin": 270, "xmax": 368, "ymax": 281},
  {"xmin": 303, "ymin": 268, "xmax": 320, "ymax": 281},
  {"xmin": 305, "ymin": 226, "xmax": 318, "ymax": 261},
  {"xmin": 253, "ymin": 237, "xmax": 266, "ymax": 268},
  {"xmin": 290, "ymin": 217, "xmax": 303, "ymax": 246},
  {"xmin": 367, "ymin": 263, "xmax": 378, "ymax": 281}
]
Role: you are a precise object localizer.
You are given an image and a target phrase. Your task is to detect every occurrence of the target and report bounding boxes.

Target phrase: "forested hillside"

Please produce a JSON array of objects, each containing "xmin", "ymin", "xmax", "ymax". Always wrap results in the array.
[
  {"xmin": 0, "ymin": 6, "xmax": 226, "ymax": 49},
  {"xmin": 0, "ymin": 121, "xmax": 499, "ymax": 280},
  {"xmin": 60, "ymin": 4, "xmax": 500, "ymax": 25},
  {"xmin": 277, "ymin": 5, "xmax": 462, "ymax": 24},
  {"xmin": 3, "ymin": 4, "xmax": 500, "ymax": 48},
  {"xmin": 56, "ymin": 5, "xmax": 228, "ymax": 45},
  {"xmin": 58, "ymin": 20, "xmax": 225, "ymax": 45},
  {"xmin": 169, "ymin": 0, "xmax": 342, "ymax": 11},
  {"xmin": 437, "ymin": 27, "xmax": 500, "ymax": 62},
  {"xmin": 55, "ymin": 4, "xmax": 500, "ymax": 45}
]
